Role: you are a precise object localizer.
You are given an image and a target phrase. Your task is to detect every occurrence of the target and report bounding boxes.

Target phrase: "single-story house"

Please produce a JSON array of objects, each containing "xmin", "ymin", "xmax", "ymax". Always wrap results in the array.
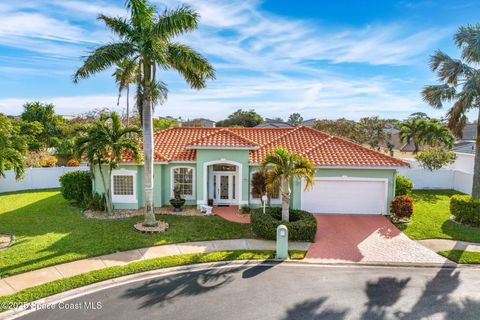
[{"xmin": 93, "ymin": 126, "xmax": 408, "ymax": 215}]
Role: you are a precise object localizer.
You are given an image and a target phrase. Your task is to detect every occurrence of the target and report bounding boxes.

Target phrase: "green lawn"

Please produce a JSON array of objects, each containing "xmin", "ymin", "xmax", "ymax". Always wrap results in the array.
[
  {"xmin": 438, "ymin": 250, "xmax": 480, "ymax": 264},
  {"xmin": 396, "ymin": 190, "xmax": 480, "ymax": 243},
  {"xmin": 0, "ymin": 190, "xmax": 253, "ymax": 278}
]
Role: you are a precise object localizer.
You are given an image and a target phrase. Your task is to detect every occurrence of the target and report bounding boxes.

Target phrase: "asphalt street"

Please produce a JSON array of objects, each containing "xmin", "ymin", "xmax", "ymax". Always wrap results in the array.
[{"xmin": 12, "ymin": 263, "xmax": 480, "ymax": 320}]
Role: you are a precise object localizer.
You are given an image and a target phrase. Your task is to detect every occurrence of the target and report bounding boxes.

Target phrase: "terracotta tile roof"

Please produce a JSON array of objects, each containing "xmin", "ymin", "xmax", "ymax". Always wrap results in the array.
[
  {"xmin": 188, "ymin": 128, "xmax": 258, "ymax": 148},
  {"xmin": 129, "ymin": 126, "xmax": 408, "ymax": 167}
]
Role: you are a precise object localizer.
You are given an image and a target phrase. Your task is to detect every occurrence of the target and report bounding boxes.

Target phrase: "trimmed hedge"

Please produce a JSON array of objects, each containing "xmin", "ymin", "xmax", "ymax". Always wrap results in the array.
[
  {"xmin": 59, "ymin": 171, "xmax": 92, "ymax": 205},
  {"xmin": 395, "ymin": 175, "xmax": 413, "ymax": 196},
  {"xmin": 391, "ymin": 195, "xmax": 413, "ymax": 219},
  {"xmin": 450, "ymin": 195, "xmax": 480, "ymax": 227},
  {"xmin": 251, "ymin": 207, "xmax": 317, "ymax": 242}
]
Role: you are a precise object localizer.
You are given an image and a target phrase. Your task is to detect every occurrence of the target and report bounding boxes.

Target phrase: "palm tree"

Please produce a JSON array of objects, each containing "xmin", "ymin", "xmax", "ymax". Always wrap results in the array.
[
  {"xmin": 399, "ymin": 118, "xmax": 427, "ymax": 153},
  {"xmin": 0, "ymin": 115, "xmax": 27, "ymax": 179},
  {"xmin": 73, "ymin": 0, "xmax": 215, "ymax": 226},
  {"xmin": 75, "ymin": 112, "xmax": 141, "ymax": 213},
  {"xmin": 113, "ymin": 58, "xmax": 137, "ymax": 126},
  {"xmin": 423, "ymin": 119, "xmax": 455, "ymax": 149},
  {"xmin": 261, "ymin": 147, "xmax": 316, "ymax": 222},
  {"xmin": 422, "ymin": 23, "xmax": 480, "ymax": 199}
]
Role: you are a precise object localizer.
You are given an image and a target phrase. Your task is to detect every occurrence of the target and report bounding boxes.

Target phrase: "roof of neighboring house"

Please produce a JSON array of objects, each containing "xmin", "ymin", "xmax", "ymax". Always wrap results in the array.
[
  {"xmin": 124, "ymin": 126, "xmax": 408, "ymax": 167},
  {"xmin": 302, "ymin": 118, "xmax": 316, "ymax": 127},
  {"xmin": 453, "ymin": 141, "xmax": 476, "ymax": 154},
  {"xmin": 255, "ymin": 118, "xmax": 294, "ymax": 128}
]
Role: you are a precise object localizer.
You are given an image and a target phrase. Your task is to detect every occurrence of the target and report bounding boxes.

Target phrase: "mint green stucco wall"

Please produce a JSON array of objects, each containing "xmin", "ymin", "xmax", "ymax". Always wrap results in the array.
[
  {"xmin": 92, "ymin": 165, "xmax": 144, "ymax": 210},
  {"xmin": 195, "ymin": 149, "xmax": 250, "ymax": 204},
  {"xmin": 290, "ymin": 168, "xmax": 397, "ymax": 211},
  {"xmin": 159, "ymin": 163, "xmax": 197, "ymax": 206}
]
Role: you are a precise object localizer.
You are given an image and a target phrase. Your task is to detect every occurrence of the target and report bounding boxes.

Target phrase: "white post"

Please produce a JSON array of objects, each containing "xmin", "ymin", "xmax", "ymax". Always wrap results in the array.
[{"xmin": 262, "ymin": 194, "xmax": 268, "ymax": 214}]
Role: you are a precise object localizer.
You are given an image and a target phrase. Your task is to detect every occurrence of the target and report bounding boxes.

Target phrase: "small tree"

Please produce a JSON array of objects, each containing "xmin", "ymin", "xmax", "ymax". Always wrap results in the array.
[
  {"xmin": 0, "ymin": 114, "xmax": 27, "ymax": 179},
  {"xmin": 262, "ymin": 147, "xmax": 316, "ymax": 222},
  {"xmin": 287, "ymin": 113, "xmax": 303, "ymax": 126},
  {"xmin": 251, "ymin": 171, "xmax": 280, "ymax": 205},
  {"xmin": 75, "ymin": 112, "xmax": 141, "ymax": 213},
  {"xmin": 415, "ymin": 148, "xmax": 457, "ymax": 171}
]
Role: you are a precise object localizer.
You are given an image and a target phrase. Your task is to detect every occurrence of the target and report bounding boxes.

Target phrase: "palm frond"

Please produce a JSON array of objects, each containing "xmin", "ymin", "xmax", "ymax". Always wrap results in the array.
[
  {"xmin": 74, "ymin": 43, "xmax": 136, "ymax": 83},
  {"xmin": 430, "ymin": 50, "xmax": 472, "ymax": 85},
  {"xmin": 98, "ymin": 15, "xmax": 133, "ymax": 39},
  {"xmin": 153, "ymin": 5, "xmax": 199, "ymax": 40},
  {"xmin": 454, "ymin": 24, "xmax": 480, "ymax": 64},
  {"xmin": 165, "ymin": 43, "xmax": 215, "ymax": 89},
  {"xmin": 421, "ymin": 84, "xmax": 457, "ymax": 109}
]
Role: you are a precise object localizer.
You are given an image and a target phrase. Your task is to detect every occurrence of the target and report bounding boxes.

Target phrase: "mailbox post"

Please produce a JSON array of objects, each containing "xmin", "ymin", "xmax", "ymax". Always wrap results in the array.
[{"xmin": 276, "ymin": 225, "xmax": 288, "ymax": 260}]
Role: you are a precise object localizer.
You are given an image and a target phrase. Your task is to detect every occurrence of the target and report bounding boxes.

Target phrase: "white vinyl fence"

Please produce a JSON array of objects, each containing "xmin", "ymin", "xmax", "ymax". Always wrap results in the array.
[
  {"xmin": 0, "ymin": 166, "xmax": 89, "ymax": 193},
  {"xmin": 398, "ymin": 153, "xmax": 474, "ymax": 195}
]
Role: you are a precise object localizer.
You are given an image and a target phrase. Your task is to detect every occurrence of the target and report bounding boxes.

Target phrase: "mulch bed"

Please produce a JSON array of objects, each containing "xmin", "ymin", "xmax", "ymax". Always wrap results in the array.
[{"xmin": 84, "ymin": 206, "xmax": 204, "ymax": 220}]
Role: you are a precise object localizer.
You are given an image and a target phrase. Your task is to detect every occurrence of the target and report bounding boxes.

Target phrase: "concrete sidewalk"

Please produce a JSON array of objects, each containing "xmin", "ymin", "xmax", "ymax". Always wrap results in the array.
[
  {"xmin": 417, "ymin": 239, "xmax": 480, "ymax": 253},
  {"xmin": 0, "ymin": 239, "xmax": 310, "ymax": 296}
]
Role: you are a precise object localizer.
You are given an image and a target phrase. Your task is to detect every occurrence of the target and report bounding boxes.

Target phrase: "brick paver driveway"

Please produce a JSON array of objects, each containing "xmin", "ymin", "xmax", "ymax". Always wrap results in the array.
[{"xmin": 305, "ymin": 214, "xmax": 449, "ymax": 264}]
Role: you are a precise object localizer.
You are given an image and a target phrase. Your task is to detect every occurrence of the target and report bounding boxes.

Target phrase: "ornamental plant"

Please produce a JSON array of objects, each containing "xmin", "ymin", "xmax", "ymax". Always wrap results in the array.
[{"xmin": 391, "ymin": 196, "xmax": 414, "ymax": 220}]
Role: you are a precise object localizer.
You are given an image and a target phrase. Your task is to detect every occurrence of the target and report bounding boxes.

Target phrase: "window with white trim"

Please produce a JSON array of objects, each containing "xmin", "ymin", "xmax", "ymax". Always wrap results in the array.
[
  {"xmin": 111, "ymin": 169, "xmax": 137, "ymax": 203},
  {"xmin": 172, "ymin": 167, "xmax": 195, "ymax": 199}
]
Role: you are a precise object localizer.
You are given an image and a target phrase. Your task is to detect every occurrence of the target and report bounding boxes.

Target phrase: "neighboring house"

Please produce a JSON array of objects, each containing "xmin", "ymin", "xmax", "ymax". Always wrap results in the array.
[
  {"xmin": 453, "ymin": 123, "xmax": 477, "ymax": 155},
  {"xmin": 255, "ymin": 118, "xmax": 294, "ymax": 128},
  {"xmin": 93, "ymin": 126, "xmax": 408, "ymax": 215},
  {"xmin": 301, "ymin": 118, "xmax": 317, "ymax": 127},
  {"xmin": 182, "ymin": 118, "xmax": 216, "ymax": 128}
]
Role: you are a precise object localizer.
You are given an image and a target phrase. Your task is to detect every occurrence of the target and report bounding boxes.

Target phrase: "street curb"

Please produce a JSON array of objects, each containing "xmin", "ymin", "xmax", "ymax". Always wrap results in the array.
[{"xmin": 2, "ymin": 259, "xmax": 479, "ymax": 320}]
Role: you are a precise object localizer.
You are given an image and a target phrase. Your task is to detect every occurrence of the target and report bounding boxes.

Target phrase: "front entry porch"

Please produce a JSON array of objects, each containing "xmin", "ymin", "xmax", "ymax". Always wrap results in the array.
[{"xmin": 207, "ymin": 163, "xmax": 240, "ymax": 206}]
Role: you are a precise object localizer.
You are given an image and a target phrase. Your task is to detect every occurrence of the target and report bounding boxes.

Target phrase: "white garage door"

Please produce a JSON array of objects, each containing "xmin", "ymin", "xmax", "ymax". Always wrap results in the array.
[{"xmin": 301, "ymin": 178, "xmax": 387, "ymax": 214}]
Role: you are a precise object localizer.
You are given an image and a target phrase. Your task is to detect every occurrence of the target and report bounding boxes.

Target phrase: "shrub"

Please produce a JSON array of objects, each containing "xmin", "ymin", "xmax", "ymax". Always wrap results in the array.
[
  {"xmin": 59, "ymin": 171, "xmax": 92, "ymax": 205},
  {"xmin": 450, "ymin": 195, "xmax": 480, "ymax": 227},
  {"xmin": 239, "ymin": 205, "xmax": 251, "ymax": 214},
  {"xmin": 66, "ymin": 159, "xmax": 80, "ymax": 167},
  {"xmin": 25, "ymin": 151, "xmax": 58, "ymax": 167},
  {"xmin": 390, "ymin": 196, "xmax": 413, "ymax": 219},
  {"xmin": 251, "ymin": 207, "xmax": 317, "ymax": 242},
  {"xmin": 88, "ymin": 193, "xmax": 106, "ymax": 212},
  {"xmin": 395, "ymin": 175, "xmax": 413, "ymax": 196}
]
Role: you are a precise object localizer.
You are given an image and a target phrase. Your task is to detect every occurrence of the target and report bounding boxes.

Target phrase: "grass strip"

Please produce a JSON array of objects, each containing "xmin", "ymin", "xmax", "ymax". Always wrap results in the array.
[{"xmin": 438, "ymin": 250, "xmax": 480, "ymax": 264}]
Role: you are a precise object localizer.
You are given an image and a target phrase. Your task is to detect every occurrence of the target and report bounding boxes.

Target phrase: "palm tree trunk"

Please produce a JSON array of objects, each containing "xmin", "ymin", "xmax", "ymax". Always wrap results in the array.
[
  {"xmin": 281, "ymin": 176, "xmax": 290, "ymax": 222},
  {"xmin": 472, "ymin": 110, "xmax": 480, "ymax": 199},
  {"xmin": 98, "ymin": 163, "xmax": 112, "ymax": 213},
  {"xmin": 126, "ymin": 86, "xmax": 130, "ymax": 127},
  {"xmin": 142, "ymin": 60, "xmax": 157, "ymax": 226}
]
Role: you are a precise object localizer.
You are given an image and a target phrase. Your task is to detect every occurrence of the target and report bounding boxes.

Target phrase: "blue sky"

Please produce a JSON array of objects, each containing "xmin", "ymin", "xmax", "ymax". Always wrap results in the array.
[{"xmin": 0, "ymin": 0, "xmax": 478, "ymax": 121}]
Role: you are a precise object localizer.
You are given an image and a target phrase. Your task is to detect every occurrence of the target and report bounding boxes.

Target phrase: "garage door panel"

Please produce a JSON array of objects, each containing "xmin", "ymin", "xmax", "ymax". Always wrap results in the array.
[{"xmin": 301, "ymin": 179, "xmax": 387, "ymax": 214}]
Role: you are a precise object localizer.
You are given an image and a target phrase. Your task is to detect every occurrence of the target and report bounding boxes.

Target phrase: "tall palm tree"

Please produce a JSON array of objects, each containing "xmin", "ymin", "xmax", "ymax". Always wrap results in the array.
[
  {"xmin": 75, "ymin": 112, "xmax": 141, "ymax": 213},
  {"xmin": 422, "ymin": 23, "xmax": 480, "ymax": 199},
  {"xmin": 261, "ymin": 147, "xmax": 316, "ymax": 222},
  {"xmin": 0, "ymin": 115, "xmax": 27, "ymax": 179},
  {"xmin": 113, "ymin": 58, "xmax": 137, "ymax": 126},
  {"xmin": 73, "ymin": 0, "xmax": 215, "ymax": 225}
]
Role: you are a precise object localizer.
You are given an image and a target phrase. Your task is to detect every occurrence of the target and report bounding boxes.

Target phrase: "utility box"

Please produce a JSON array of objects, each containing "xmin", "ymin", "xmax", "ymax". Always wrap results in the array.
[{"xmin": 276, "ymin": 225, "xmax": 288, "ymax": 260}]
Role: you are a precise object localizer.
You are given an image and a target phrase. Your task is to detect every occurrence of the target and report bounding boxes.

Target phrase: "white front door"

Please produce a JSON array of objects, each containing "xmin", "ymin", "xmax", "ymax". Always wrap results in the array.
[{"xmin": 214, "ymin": 174, "xmax": 234, "ymax": 204}]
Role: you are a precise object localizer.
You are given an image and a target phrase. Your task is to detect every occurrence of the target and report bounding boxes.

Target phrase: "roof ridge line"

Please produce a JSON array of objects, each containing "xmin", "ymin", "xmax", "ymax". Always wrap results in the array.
[
  {"xmin": 186, "ymin": 128, "xmax": 223, "ymax": 146},
  {"xmin": 223, "ymin": 128, "xmax": 259, "ymax": 146},
  {"xmin": 257, "ymin": 125, "xmax": 304, "ymax": 148}
]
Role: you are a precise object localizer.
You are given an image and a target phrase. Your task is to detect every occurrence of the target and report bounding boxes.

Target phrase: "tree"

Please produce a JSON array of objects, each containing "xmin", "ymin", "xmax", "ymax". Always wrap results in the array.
[
  {"xmin": 75, "ymin": 112, "xmax": 141, "ymax": 213},
  {"xmin": 313, "ymin": 118, "xmax": 358, "ymax": 141},
  {"xmin": 423, "ymin": 119, "xmax": 455, "ymax": 149},
  {"xmin": 415, "ymin": 148, "xmax": 457, "ymax": 171},
  {"xmin": 250, "ymin": 171, "xmax": 280, "ymax": 206},
  {"xmin": 152, "ymin": 118, "xmax": 179, "ymax": 131},
  {"xmin": 73, "ymin": 0, "xmax": 215, "ymax": 225},
  {"xmin": 422, "ymin": 23, "xmax": 480, "ymax": 198},
  {"xmin": 113, "ymin": 58, "xmax": 138, "ymax": 127},
  {"xmin": 0, "ymin": 114, "xmax": 27, "ymax": 179},
  {"xmin": 357, "ymin": 117, "xmax": 390, "ymax": 151},
  {"xmin": 409, "ymin": 112, "xmax": 430, "ymax": 120},
  {"xmin": 216, "ymin": 109, "xmax": 263, "ymax": 127},
  {"xmin": 261, "ymin": 147, "xmax": 316, "ymax": 222},
  {"xmin": 287, "ymin": 113, "xmax": 303, "ymax": 126},
  {"xmin": 21, "ymin": 102, "xmax": 65, "ymax": 149},
  {"xmin": 399, "ymin": 118, "xmax": 427, "ymax": 153}
]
